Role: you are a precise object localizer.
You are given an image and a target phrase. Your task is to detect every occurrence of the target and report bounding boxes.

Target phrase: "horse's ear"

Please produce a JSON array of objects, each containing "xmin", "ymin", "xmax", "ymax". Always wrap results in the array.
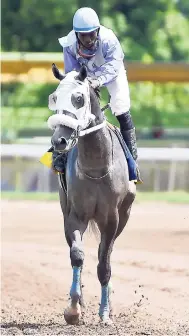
[
  {"xmin": 52, "ymin": 63, "xmax": 65, "ymax": 81},
  {"xmin": 77, "ymin": 65, "xmax": 87, "ymax": 82}
]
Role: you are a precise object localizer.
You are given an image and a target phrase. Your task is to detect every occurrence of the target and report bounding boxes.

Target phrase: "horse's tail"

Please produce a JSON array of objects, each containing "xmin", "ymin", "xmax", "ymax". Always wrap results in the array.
[{"xmin": 88, "ymin": 219, "xmax": 100, "ymax": 240}]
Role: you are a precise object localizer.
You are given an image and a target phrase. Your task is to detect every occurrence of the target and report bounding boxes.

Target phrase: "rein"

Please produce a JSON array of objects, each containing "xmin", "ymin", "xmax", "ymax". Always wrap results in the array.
[
  {"xmin": 77, "ymin": 161, "xmax": 113, "ymax": 180},
  {"xmin": 79, "ymin": 120, "xmax": 106, "ymax": 136},
  {"xmin": 79, "ymin": 102, "xmax": 109, "ymax": 136}
]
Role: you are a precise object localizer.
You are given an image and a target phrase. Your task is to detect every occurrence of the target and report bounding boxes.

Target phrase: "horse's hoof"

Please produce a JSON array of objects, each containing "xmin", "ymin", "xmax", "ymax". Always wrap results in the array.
[
  {"xmin": 64, "ymin": 304, "xmax": 81, "ymax": 325},
  {"xmin": 100, "ymin": 317, "xmax": 113, "ymax": 326},
  {"xmin": 99, "ymin": 310, "xmax": 113, "ymax": 326}
]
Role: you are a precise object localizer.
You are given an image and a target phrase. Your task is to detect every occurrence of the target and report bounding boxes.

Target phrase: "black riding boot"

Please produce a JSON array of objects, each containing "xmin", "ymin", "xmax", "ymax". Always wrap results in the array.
[
  {"xmin": 116, "ymin": 112, "xmax": 143, "ymax": 183},
  {"xmin": 52, "ymin": 150, "xmax": 67, "ymax": 173}
]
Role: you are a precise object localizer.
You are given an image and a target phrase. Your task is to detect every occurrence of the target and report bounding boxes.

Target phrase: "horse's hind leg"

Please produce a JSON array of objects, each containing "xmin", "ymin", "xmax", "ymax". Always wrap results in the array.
[
  {"xmin": 63, "ymin": 211, "xmax": 88, "ymax": 325},
  {"xmin": 97, "ymin": 213, "xmax": 118, "ymax": 324}
]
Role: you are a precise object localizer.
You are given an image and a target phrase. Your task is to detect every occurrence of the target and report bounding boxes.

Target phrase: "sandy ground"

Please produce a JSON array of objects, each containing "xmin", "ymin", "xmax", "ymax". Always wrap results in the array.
[{"xmin": 1, "ymin": 200, "xmax": 189, "ymax": 335}]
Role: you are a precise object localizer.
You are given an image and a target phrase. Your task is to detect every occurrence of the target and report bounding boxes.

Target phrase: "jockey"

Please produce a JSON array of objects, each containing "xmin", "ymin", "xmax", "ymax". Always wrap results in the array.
[{"xmin": 53, "ymin": 7, "xmax": 142, "ymax": 183}]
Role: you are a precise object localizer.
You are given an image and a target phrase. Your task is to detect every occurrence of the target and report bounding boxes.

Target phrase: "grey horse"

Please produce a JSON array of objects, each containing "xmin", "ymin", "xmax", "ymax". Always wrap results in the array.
[{"xmin": 47, "ymin": 64, "xmax": 136, "ymax": 325}]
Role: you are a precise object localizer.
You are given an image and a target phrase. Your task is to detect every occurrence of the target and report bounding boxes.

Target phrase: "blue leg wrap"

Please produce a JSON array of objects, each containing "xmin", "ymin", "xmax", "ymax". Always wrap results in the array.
[
  {"xmin": 70, "ymin": 266, "xmax": 81, "ymax": 302},
  {"xmin": 99, "ymin": 284, "xmax": 110, "ymax": 318}
]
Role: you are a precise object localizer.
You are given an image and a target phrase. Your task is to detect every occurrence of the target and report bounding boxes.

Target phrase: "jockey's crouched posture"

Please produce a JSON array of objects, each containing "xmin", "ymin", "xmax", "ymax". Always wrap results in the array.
[{"xmin": 52, "ymin": 7, "xmax": 142, "ymax": 183}]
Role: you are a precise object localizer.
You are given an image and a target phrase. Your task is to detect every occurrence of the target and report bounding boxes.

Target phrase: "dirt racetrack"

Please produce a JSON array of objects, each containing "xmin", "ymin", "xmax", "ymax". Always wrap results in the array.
[{"xmin": 1, "ymin": 200, "xmax": 189, "ymax": 335}]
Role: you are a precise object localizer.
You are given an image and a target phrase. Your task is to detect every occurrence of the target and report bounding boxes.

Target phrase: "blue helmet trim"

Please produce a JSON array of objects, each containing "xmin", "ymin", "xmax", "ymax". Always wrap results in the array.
[{"xmin": 73, "ymin": 26, "xmax": 99, "ymax": 32}]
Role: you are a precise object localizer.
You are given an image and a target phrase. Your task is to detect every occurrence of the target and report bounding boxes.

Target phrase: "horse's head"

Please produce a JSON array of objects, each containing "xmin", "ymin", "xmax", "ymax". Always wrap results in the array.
[{"xmin": 48, "ymin": 64, "xmax": 101, "ymax": 152}]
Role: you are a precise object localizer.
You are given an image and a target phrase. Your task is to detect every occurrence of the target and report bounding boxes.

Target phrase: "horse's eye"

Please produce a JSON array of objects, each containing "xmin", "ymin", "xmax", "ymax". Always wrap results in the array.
[{"xmin": 71, "ymin": 93, "xmax": 84, "ymax": 109}]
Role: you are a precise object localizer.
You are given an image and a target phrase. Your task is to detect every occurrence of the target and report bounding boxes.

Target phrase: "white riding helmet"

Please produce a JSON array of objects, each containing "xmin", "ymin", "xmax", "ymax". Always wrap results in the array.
[{"xmin": 73, "ymin": 7, "xmax": 100, "ymax": 33}]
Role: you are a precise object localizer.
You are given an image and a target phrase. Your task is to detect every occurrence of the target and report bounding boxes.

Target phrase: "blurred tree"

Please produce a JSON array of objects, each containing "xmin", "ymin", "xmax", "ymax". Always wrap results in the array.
[
  {"xmin": 2, "ymin": 0, "xmax": 77, "ymax": 51},
  {"xmin": 101, "ymin": 0, "xmax": 189, "ymax": 61},
  {"xmin": 2, "ymin": 0, "xmax": 189, "ymax": 60},
  {"xmin": 1, "ymin": 0, "xmax": 189, "ymax": 132}
]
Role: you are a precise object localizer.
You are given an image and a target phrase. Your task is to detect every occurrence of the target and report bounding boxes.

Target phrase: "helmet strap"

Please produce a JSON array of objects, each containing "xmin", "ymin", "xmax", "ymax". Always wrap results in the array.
[{"xmin": 75, "ymin": 28, "xmax": 100, "ymax": 48}]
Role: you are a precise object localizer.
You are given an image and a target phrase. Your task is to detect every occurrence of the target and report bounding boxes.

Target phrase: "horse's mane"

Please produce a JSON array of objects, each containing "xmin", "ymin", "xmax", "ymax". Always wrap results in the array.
[{"xmin": 94, "ymin": 87, "xmax": 101, "ymax": 99}]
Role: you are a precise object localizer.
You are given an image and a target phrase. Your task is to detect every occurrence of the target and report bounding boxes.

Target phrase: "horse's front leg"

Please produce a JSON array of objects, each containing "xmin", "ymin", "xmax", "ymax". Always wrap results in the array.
[
  {"xmin": 64, "ymin": 211, "xmax": 88, "ymax": 325},
  {"xmin": 97, "ymin": 213, "xmax": 118, "ymax": 324}
]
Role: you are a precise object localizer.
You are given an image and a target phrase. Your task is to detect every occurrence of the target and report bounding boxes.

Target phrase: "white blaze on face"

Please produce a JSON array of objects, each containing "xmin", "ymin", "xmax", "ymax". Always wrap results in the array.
[{"xmin": 47, "ymin": 71, "xmax": 95, "ymax": 131}]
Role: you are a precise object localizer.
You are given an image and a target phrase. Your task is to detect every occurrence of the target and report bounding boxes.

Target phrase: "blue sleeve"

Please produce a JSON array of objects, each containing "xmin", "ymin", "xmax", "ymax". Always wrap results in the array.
[
  {"xmin": 63, "ymin": 47, "xmax": 80, "ymax": 74},
  {"xmin": 98, "ymin": 38, "xmax": 124, "ymax": 86}
]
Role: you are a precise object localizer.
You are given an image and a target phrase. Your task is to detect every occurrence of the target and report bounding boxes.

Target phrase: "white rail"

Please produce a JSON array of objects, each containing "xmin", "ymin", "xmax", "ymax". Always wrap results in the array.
[
  {"xmin": 1, "ymin": 144, "xmax": 189, "ymax": 161},
  {"xmin": 1, "ymin": 144, "xmax": 189, "ymax": 192}
]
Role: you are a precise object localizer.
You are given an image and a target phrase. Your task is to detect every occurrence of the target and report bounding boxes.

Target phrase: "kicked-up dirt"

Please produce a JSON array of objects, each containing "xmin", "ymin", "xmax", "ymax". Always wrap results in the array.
[{"xmin": 1, "ymin": 200, "xmax": 189, "ymax": 335}]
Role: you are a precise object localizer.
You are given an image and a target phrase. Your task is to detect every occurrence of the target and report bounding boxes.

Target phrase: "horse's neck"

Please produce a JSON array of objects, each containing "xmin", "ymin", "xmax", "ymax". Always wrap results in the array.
[
  {"xmin": 77, "ymin": 127, "xmax": 112, "ymax": 171},
  {"xmin": 77, "ymin": 90, "xmax": 112, "ymax": 172}
]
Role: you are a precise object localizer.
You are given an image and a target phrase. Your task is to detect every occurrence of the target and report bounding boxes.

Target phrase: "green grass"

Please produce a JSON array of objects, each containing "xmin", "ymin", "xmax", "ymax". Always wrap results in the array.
[
  {"xmin": 136, "ymin": 191, "xmax": 189, "ymax": 203},
  {"xmin": 2, "ymin": 107, "xmax": 189, "ymax": 137},
  {"xmin": 1, "ymin": 191, "xmax": 189, "ymax": 203},
  {"xmin": 1, "ymin": 107, "xmax": 49, "ymax": 131}
]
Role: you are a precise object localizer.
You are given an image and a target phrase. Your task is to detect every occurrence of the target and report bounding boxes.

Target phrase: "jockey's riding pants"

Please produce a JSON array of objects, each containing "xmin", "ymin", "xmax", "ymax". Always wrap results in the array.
[{"xmin": 106, "ymin": 65, "xmax": 131, "ymax": 116}]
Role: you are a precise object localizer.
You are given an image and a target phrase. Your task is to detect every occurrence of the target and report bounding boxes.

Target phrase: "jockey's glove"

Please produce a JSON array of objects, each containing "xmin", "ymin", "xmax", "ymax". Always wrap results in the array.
[{"xmin": 88, "ymin": 78, "xmax": 101, "ymax": 89}]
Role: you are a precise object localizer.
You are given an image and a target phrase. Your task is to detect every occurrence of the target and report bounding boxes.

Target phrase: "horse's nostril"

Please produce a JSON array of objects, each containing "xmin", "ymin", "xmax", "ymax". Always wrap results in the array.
[{"xmin": 58, "ymin": 137, "xmax": 67, "ymax": 145}]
